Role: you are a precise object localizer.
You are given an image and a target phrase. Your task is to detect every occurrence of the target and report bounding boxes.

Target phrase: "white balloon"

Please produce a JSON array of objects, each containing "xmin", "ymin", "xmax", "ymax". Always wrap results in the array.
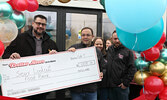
[
  {"xmin": 0, "ymin": 0, "xmax": 9, "ymax": 2},
  {"xmin": 0, "ymin": 19, "xmax": 18, "ymax": 43}
]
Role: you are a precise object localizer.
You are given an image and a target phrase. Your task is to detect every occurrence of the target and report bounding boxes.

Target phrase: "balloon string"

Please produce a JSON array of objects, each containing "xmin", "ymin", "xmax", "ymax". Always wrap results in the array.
[
  {"xmin": 132, "ymin": 33, "xmax": 137, "ymax": 50},
  {"xmin": 141, "ymin": 53, "xmax": 146, "ymax": 94},
  {"xmin": 141, "ymin": 69, "xmax": 145, "ymax": 94},
  {"xmin": 142, "ymin": 86, "xmax": 145, "ymax": 94},
  {"xmin": 133, "ymin": 33, "xmax": 145, "ymax": 93}
]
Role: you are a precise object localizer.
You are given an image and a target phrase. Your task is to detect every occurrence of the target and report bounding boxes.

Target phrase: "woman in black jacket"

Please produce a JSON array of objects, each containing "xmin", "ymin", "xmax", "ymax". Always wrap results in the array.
[{"xmin": 93, "ymin": 37, "xmax": 108, "ymax": 100}]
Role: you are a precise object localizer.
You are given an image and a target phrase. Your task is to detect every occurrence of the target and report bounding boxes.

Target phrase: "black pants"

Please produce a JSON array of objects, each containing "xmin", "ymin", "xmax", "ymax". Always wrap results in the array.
[
  {"xmin": 23, "ymin": 89, "xmax": 66, "ymax": 100},
  {"xmin": 129, "ymin": 84, "xmax": 142, "ymax": 100},
  {"xmin": 23, "ymin": 93, "xmax": 48, "ymax": 100},
  {"xmin": 56, "ymin": 89, "xmax": 66, "ymax": 100}
]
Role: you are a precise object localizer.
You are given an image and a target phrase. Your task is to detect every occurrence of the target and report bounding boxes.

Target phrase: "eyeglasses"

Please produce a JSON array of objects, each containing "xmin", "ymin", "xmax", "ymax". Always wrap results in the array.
[
  {"xmin": 81, "ymin": 34, "xmax": 92, "ymax": 37},
  {"xmin": 34, "ymin": 22, "xmax": 47, "ymax": 26}
]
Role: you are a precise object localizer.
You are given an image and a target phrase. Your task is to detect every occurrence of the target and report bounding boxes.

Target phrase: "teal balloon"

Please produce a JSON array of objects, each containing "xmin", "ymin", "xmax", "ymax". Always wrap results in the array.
[
  {"xmin": 159, "ymin": 49, "xmax": 167, "ymax": 64},
  {"xmin": 0, "ymin": 2, "xmax": 13, "ymax": 19},
  {"xmin": 135, "ymin": 57, "xmax": 150, "ymax": 71},
  {"xmin": 10, "ymin": 10, "xmax": 26, "ymax": 29},
  {"xmin": 159, "ymin": 59, "xmax": 167, "ymax": 64},
  {"xmin": 105, "ymin": 0, "xmax": 166, "ymax": 33},
  {"xmin": 116, "ymin": 18, "xmax": 164, "ymax": 52},
  {"xmin": 100, "ymin": 0, "xmax": 105, "ymax": 8}
]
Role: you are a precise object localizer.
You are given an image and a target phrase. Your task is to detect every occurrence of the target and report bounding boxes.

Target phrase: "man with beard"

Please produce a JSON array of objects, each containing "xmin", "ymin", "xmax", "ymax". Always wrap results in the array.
[
  {"xmin": 2, "ymin": 15, "xmax": 58, "ymax": 100},
  {"xmin": 106, "ymin": 31, "xmax": 136, "ymax": 100}
]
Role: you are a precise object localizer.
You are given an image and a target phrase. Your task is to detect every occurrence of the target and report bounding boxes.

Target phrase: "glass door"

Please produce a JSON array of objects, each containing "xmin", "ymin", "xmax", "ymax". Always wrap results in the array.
[
  {"xmin": 65, "ymin": 13, "xmax": 97, "ymax": 49},
  {"xmin": 24, "ymin": 11, "xmax": 57, "ymax": 42}
]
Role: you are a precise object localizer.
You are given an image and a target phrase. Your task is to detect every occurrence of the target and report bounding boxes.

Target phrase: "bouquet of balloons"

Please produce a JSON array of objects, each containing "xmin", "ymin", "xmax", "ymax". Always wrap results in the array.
[
  {"xmin": 103, "ymin": 0, "xmax": 167, "ymax": 99},
  {"xmin": 0, "ymin": 0, "xmax": 71, "ymax": 57},
  {"xmin": 0, "ymin": 0, "xmax": 39, "ymax": 57},
  {"xmin": 134, "ymin": 34, "xmax": 167, "ymax": 100}
]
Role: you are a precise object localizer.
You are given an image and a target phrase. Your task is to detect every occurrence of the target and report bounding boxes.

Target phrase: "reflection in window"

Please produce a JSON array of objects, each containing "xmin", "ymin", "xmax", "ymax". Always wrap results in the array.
[
  {"xmin": 102, "ymin": 13, "xmax": 115, "ymax": 40},
  {"xmin": 23, "ymin": 11, "xmax": 57, "ymax": 42},
  {"xmin": 66, "ymin": 13, "xmax": 97, "ymax": 49}
]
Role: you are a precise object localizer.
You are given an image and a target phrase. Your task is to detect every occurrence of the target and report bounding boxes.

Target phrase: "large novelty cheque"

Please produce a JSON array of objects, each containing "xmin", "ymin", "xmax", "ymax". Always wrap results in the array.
[{"xmin": 0, "ymin": 47, "xmax": 101, "ymax": 98}]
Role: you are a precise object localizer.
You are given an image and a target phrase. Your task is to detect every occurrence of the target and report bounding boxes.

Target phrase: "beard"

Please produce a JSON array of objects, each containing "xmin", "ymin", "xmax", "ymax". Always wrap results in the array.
[
  {"xmin": 33, "ymin": 28, "xmax": 45, "ymax": 36},
  {"xmin": 114, "ymin": 43, "xmax": 121, "ymax": 47}
]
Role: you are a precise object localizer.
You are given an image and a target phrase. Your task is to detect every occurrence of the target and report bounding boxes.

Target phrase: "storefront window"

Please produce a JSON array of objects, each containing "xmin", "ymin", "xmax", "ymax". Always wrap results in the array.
[
  {"xmin": 24, "ymin": 11, "xmax": 57, "ymax": 42},
  {"xmin": 65, "ymin": 13, "xmax": 97, "ymax": 49},
  {"xmin": 102, "ymin": 13, "xmax": 115, "ymax": 40}
]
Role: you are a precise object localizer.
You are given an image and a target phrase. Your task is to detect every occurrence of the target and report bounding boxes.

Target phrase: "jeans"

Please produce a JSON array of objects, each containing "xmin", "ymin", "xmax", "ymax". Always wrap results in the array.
[
  {"xmin": 71, "ymin": 91, "xmax": 97, "ymax": 100},
  {"xmin": 108, "ymin": 87, "xmax": 129, "ymax": 100},
  {"xmin": 98, "ymin": 88, "xmax": 109, "ymax": 100}
]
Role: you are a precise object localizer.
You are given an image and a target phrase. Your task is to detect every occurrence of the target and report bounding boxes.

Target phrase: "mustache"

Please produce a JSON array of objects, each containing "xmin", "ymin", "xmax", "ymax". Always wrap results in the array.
[
  {"xmin": 34, "ymin": 29, "xmax": 45, "ymax": 36},
  {"xmin": 37, "ymin": 27, "xmax": 44, "ymax": 30},
  {"xmin": 114, "ymin": 42, "xmax": 121, "ymax": 45}
]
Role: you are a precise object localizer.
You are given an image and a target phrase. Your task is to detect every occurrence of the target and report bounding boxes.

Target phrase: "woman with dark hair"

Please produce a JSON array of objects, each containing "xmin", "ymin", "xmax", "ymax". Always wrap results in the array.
[
  {"xmin": 106, "ymin": 39, "xmax": 112, "ymax": 50},
  {"xmin": 93, "ymin": 37, "xmax": 108, "ymax": 100},
  {"xmin": 93, "ymin": 37, "xmax": 106, "ymax": 57}
]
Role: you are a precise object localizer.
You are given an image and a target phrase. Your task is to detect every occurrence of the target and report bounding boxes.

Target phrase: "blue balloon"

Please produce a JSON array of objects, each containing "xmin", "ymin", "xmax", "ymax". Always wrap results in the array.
[
  {"xmin": 66, "ymin": 30, "xmax": 71, "ymax": 39},
  {"xmin": 116, "ymin": 18, "xmax": 164, "ymax": 52},
  {"xmin": 105, "ymin": 0, "xmax": 166, "ymax": 33}
]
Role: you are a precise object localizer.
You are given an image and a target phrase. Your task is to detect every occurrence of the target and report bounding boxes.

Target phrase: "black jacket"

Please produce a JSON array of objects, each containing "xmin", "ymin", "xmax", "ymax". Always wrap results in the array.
[
  {"xmin": 69, "ymin": 42, "xmax": 106, "ymax": 92},
  {"xmin": 98, "ymin": 53, "xmax": 108, "ymax": 88},
  {"xmin": 106, "ymin": 45, "xmax": 135, "ymax": 87},
  {"xmin": 2, "ymin": 29, "xmax": 58, "ymax": 99},
  {"xmin": 2, "ymin": 29, "xmax": 58, "ymax": 59}
]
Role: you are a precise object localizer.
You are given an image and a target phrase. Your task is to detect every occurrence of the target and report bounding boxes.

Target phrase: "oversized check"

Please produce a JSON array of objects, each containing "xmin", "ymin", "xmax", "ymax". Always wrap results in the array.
[{"xmin": 0, "ymin": 47, "xmax": 101, "ymax": 98}]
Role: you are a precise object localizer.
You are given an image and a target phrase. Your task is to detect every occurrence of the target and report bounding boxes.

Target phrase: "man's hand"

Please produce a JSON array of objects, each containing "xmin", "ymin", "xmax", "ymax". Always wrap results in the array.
[
  {"xmin": 49, "ymin": 50, "xmax": 57, "ymax": 54},
  {"xmin": 118, "ymin": 83, "xmax": 127, "ymax": 89},
  {"xmin": 10, "ymin": 53, "xmax": 21, "ymax": 59},
  {"xmin": 68, "ymin": 47, "xmax": 76, "ymax": 52},
  {"xmin": 100, "ymin": 72, "xmax": 103, "ymax": 79}
]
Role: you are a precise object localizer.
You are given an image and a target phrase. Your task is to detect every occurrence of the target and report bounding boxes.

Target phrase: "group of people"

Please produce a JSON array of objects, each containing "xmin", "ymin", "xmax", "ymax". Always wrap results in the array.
[{"xmin": 2, "ymin": 14, "xmax": 136, "ymax": 100}]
